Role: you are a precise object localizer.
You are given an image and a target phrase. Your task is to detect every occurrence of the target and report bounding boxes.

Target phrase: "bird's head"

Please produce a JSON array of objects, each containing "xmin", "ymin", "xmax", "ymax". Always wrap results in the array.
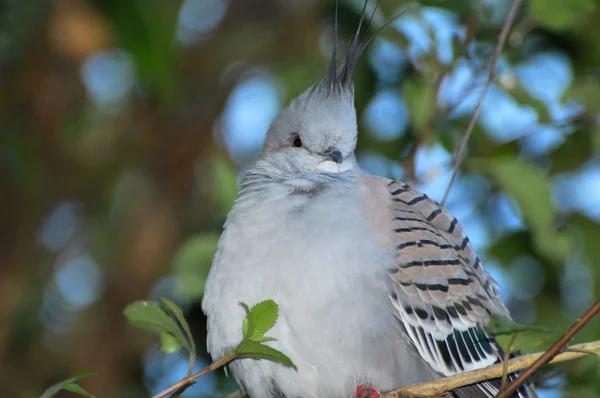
[{"xmin": 257, "ymin": 2, "xmax": 374, "ymax": 176}]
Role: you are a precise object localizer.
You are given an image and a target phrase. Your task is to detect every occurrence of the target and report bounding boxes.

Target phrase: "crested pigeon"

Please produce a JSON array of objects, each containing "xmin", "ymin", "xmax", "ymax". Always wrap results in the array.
[{"xmin": 202, "ymin": 2, "xmax": 536, "ymax": 397}]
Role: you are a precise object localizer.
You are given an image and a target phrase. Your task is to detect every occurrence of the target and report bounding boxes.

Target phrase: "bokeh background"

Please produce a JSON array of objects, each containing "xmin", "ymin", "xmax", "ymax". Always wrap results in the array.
[{"xmin": 2, "ymin": 0, "xmax": 600, "ymax": 397}]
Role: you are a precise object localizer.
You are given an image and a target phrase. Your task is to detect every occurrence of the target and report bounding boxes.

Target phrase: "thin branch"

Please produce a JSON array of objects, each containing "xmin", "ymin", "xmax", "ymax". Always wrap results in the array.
[
  {"xmin": 441, "ymin": 0, "xmax": 523, "ymax": 206},
  {"xmin": 497, "ymin": 299, "xmax": 600, "ymax": 398},
  {"xmin": 152, "ymin": 352, "xmax": 238, "ymax": 398},
  {"xmin": 383, "ymin": 340, "xmax": 600, "ymax": 397},
  {"xmin": 501, "ymin": 333, "xmax": 519, "ymax": 389}
]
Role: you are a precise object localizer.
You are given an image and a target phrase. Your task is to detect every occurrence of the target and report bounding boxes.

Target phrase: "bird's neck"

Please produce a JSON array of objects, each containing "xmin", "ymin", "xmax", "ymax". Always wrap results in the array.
[{"xmin": 228, "ymin": 160, "xmax": 359, "ymax": 221}]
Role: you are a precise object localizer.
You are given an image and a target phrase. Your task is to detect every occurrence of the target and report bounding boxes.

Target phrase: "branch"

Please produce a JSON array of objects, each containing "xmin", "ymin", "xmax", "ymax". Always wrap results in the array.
[
  {"xmin": 383, "ymin": 340, "xmax": 600, "ymax": 397},
  {"xmin": 441, "ymin": 0, "xmax": 523, "ymax": 206},
  {"xmin": 156, "ymin": 300, "xmax": 600, "ymax": 398},
  {"xmin": 497, "ymin": 299, "xmax": 600, "ymax": 397},
  {"xmin": 151, "ymin": 352, "xmax": 237, "ymax": 398}
]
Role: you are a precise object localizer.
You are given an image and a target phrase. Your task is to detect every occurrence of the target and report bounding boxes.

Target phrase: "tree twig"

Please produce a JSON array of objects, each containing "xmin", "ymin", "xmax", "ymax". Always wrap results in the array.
[
  {"xmin": 383, "ymin": 340, "xmax": 600, "ymax": 397},
  {"xmin": 152, "ymin": 352, "xmax": 237, "ymax": 398},
  {"xmin": 501, "ymin": 333, "xmax": 519, "ymax": 389},
  {"xmin": 497, "ymin": 299, "xmax": 600, "ymax": 398},
  {"xmin": 441, "ymin": 0, "xmax": 523, "ymax": 206}
]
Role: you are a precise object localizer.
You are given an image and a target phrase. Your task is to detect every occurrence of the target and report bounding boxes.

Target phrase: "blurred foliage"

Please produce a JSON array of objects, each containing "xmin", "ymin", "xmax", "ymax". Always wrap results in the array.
[{"xmin": 1, "ymin": 0, "xmax": 600, "ymax": 397}]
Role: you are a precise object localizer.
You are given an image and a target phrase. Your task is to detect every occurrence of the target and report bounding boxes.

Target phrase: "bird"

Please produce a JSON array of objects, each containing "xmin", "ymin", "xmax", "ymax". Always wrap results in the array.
[{"xmin": 202, "ymin": 2, "xmax": 536, "ymax": 397}]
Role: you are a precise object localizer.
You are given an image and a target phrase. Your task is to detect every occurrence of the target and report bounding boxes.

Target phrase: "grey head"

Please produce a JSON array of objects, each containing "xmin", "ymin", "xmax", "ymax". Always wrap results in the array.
[{"xmin": 257, "ymin": 1, "xmax": 376, "ymax": 176}]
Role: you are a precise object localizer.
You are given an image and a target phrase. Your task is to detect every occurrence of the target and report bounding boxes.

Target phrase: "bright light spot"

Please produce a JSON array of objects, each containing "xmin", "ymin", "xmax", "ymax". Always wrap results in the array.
[
  {"xmin": 439, "ymin": 59, "xmax": 480, "ymax": 117},
  {"xmin": 357, "ymin": 152, "xmax": 389, "ymax": 177},
  {"xmin": 177, "ymin": 0, "xmax": 230, "ymax": 45},
  {"xmin": 516, "ymin": 52, "xmax": 572, "ymax": 101},
  {"xmin": 520, "ymin": 126, "xmax": 565, "ymax": 156},
  {"xmin": 54, "ymin": 249, "xmax": 104, "ymax": 309},
  {"xmin": 81, "ymin": 49, "xmax": 135, "ymax": 109},
  {"xmin": 414, "ymin": 143, "xmax": 451, "ymax": 186},
  {"xmin": 488, "ymin": 192, "xmax": 524, "ymax": 234},
  {"xmin": 421, "ymin": 8, "xmax": 459, "ymax": 64},
  {"xmin": 38, "ymin": 202, "xmax": 81, "ymax": 252},
  {"xmin": 394, "ymin": 15, "xmax": 432, "ymax": 61},
  {"xmin": 368, "ymin": 38, "xmax": 407, "ymax": 83},
  {"xmin": 221, "ymin": 71, "xmax": 281, "ymax": 164},
  {"xmin": 554, "ymin": 161, "xmax": 600, "ymax": 221},
  {"xmin": 364, "ymin": 89, "xmax": 408, "ymax": 141},
  {"xmin": 394, "ymin": 8, "xmax": 458, "ymax": 65},
  {"xmin": 498, "ymin": 72, "xmax": 517, "ymax": 90},
  {"xmin": 480, "ymin": 86, "xmax": 538, "ymax": 142}
]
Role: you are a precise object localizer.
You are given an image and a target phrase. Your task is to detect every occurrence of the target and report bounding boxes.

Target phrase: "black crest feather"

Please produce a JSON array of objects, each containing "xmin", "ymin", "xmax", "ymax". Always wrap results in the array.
[
  {"xmin": 317, "ymin": 0, "xmax": 408, "ymax": 98},
  {"xmin": 318, "ymin": 0, "xmax": 380, "ymax": 96}
]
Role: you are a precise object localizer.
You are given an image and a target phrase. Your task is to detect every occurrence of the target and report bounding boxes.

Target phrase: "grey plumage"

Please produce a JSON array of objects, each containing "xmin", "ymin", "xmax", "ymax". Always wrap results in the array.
[{"xmin": 202, "ymin": 2, "xmax": 536, "ymax": 397}]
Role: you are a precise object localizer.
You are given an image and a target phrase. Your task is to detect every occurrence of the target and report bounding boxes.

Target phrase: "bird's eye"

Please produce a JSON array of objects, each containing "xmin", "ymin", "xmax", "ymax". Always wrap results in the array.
[{"xmin": 292, "ymin": 134, "xmax": 302, "ymax": 148}]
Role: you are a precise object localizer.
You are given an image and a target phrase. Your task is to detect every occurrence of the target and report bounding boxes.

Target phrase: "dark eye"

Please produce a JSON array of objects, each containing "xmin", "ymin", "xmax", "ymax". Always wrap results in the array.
[{"xmin": 292, "ymin": 134, "xmax": 302, "ymax": 148}]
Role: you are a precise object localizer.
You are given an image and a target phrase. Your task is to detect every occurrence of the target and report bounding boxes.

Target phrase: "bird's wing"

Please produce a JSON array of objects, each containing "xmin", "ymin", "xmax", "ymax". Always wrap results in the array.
[{"xmin": 381, "ymin": 179, "xmax": 534, "ymax": 397}]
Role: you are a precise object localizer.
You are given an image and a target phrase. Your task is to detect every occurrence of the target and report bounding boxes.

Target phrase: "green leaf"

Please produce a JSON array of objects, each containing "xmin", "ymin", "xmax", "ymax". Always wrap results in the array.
[
  {"xmin": 487, "ymin": 231, "xmax": 532, "ymax": 265},
  {"xmin": 97, "ymin": 0, "xmax": 180, "ymax": 105},
  {"xmin": 161, "ymin": 297, "xmax": 196, "ymax": 354},
  {"xmin": 252, "ymin": 336, "xmax": 277, "ymax": 343},
  {"xmin": 504, "ymin": 81, "xmax": 552, "ymax": 124},
  {"xmin": 172, "ymin": 234, "xmax": 220, "ymax": 299},
  {"xmin": 247, "ymin": 300, "xmax": 279, "ymax": 340},
  {"xmin": 240, "ymin": 302, "xmax": 253, "ymax": 338},
  {"xmin": 211, "ymin": 156, "xmax": 239, "ymax": 213},
  {"xmin": 549, "ymin": 129, "xmax": 593, "ymax": 173},
  {"xmin": 470, "ymin": 156, "xmax": 573, "ymax": 265},
  {"xmin": 236, "ymin": 340, "xmax": 295, "ymax": 368},
  {"xmin": 416, "ymin": 0, "xmax": 473, "ymax": 15},
  {"xmin": 568, "ymin": 213, "xmax": 600, "ymax": 281},
  {"xmin": 159, "ymin": 331, "xmax": 183, "ymax": 353},
  {"xmin": 530, "ymin": 0, "xmax": 596, "ymax": 30},
  {"xmin": 123, "ymin": 300, "xmax": 190, "ymax": 354},
  {"xmin": 488, "ymin": 317, "xmax": 558, "ymax": 336},
  {"xmin": 403, "ymin": 78, "xmax": 436, "ymax": 133},
  {"xmin": 161, "ymin": 297, "xmax": 196, "ymax": 373},
  {"xmin": 60, "ymin": 383, "xmax": 96, "ymax": 398},
  {"xmin": 39, "ymin": 371, "xmax": 96, "ymax": 398}
]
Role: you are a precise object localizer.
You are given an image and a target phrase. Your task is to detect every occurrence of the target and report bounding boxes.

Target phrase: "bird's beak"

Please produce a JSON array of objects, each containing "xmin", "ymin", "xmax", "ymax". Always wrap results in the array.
[{"xmin": 321, "ymin": 146, "xmax": 343, "ymax": 164}]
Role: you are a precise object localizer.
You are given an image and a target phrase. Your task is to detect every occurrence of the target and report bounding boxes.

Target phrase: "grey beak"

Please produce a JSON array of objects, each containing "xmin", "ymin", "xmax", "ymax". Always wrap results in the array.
[{"xmin": 322, "ymin": 146, "xmax": 343, "ymax": 164}]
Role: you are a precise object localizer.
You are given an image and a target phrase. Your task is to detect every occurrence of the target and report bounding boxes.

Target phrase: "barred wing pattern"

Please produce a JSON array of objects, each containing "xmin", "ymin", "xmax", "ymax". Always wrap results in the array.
[{"xmin": 386, "ymin": 181, "xmax": 531, "ymax": 397}]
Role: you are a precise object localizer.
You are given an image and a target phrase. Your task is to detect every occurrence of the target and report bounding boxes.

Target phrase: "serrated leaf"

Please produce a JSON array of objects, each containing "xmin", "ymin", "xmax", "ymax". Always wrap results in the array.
[
  {"xmin": 247, "ymin": 300, "xmax": 279, "ymax": 340},
  {"xmin": 252, "ymin": 336, "xmax": 277, "ymax": 343},
  {"xmin": 236, "ymin": 340, "xmax": 295, "ymax": 368},
  {"xmin": 39, "ymin": 371, "xmax": 96, "ymax": 398},
  {"xmin": 240, "ymin": 302, "xmax": 253, "ymax": 338},
  {"xmin": 61, "ymin": 383, "xmax": 96, "ymax": 398},
  {"xmin": 123, "ymin": 300, "xmax": 190, "ymax": 354}
]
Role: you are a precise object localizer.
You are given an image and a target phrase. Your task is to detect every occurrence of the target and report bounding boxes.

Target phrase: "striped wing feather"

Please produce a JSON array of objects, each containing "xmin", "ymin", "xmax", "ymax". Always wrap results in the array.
[{"xmin": 386, "ymin": 181, "xmax": 533, "ymax": 397}]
